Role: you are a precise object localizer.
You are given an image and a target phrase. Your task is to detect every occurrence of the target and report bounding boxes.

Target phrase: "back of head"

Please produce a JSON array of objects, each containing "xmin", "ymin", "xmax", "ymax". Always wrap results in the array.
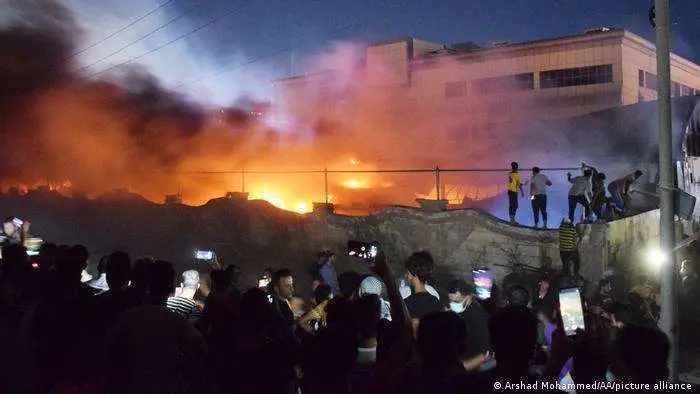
[
  {"xmin": 490, "ymin": 305, "xmax": 537, "ymax": 370},
  {"xmin": 359, "ymin": 275, "xmax": 385, "ymax": 298},
  {"xmin": 325, "ymin": 296, "xmax": 356, "ymax": 329},
  {"xmin": 209, "ymin": 269, "xmax": 228, "ymax": 294},
  {"xmin": 224, "ymin": 264, "xmax": 240, "ymax": 287},
  {"xmin": 0, "ymin": 243, "xmax": 29, "ymax": 280},
  {"xmin": 598, "ymin": 172, "xmax": 607, "ymax": 180},
  {"xmin": 511, "ymin": 161, "xmax": 518, "ymax": 171},
  {"xmin": 239, "ymin": 288, "xmax": 272, "ymax": 328},
  {"xmin": 405, "ymin": 251, "xmax": 435, "ymax": 284},
  {"xmin": 356, "ymin": 294, "xmax": 380, "ymax": 340},
  {"xmin": 148, "ymin": 260, "xmax": 175, "ymax": 302},
  {"xmin": 417, "ymin": 312, "xmax": 466, "ymax": 374},
  {"xmin": 73, "ymin": 245, "xmax": 89, "ymax": 267},
  {"xmin": 506, "ymin": 285, "xmax": 530, "ymax": 307},
  {"xmin": 634, "ymin": 170, "xmax": 643, "ymax": 178},
  {"xmin": 181, "ymin": 269, "xmax": 200, "ymax": 290},
  {"xmin": 54, "ymin": 245, "xmax": 88, "ymax": 282},
  {"xmin": 615, "ymin": 324, "xmax": 669, "ymax": 383},
  {"xmin": 532, "ymin": 167, "xmax": 540, "ymax": 174},
  {"xmin": 338, "ymin": 271, "xmax": 362, "ymax": 298},
  {"xmin": 584, "ymin": 169, "xmax": 593, "ymax": 177},
  {"xmin": 314, "ymin": 283, "xmax": 332, "ymax": 304},
  {"xmin": 131, "ymin": 257, "xmax": 153, "ymax": 290},
  {"xmin": 106, "ymin": 251, "xmax": 131, "ymax": 290}
]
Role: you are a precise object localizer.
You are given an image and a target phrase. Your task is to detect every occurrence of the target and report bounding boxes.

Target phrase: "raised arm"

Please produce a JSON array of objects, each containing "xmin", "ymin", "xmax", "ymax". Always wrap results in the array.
[{"xmin": 371, "ymin": 252, "xmax": 412, "ymax": 392}]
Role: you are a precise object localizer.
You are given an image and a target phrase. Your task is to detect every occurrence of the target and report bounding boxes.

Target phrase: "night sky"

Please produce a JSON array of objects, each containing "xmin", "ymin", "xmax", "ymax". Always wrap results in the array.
[{"xmin": 58, "ymin": 0, "xmax": 699, "ymax": 104}]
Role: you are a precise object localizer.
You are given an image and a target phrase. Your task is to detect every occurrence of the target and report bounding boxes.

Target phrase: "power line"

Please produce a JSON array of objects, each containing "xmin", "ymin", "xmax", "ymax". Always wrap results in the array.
[
  {"xmin": 83, "ymin": 1, "xmax": 250, "ymax": 79},
  {"xmin": 176, "ymin": 24, "xmax": 356, "ymax": 87},
  {"xmin": 68, "ymin": 0, "xmax": 174, "ymax": 59},
  {"xmin": 77, "ymin": 0, "xmax": 208, "ymax": 75}
]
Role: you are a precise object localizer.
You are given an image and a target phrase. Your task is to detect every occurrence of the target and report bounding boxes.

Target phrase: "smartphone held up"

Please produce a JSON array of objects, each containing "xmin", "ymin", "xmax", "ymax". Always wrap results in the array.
[
  {"xmin": 194, "ymin": 249, "xmax": 214, "ymax": 261},
  {"xmin": 347, "ymin": 240, "xmax": 379, "ymax": 266},
  {"xmin": 472, "ymin": 268, "xmax": 493, "ymax": 300},
  {"xmin": 558, "ymin": 286, "xmax": 586, "ymax": 336}
]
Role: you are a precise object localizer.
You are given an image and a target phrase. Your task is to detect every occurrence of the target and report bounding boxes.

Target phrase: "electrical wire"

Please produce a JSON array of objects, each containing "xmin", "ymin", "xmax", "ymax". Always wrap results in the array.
[
  {"xmin": 82, "ymin": 1, "xmax": 250, "ymax": 79},
  {"xmin": 176, "ymin": 23, "xmax": 357, "ymax": 87},
  {"xmin": 77, "ymin": 0, "xmax": 211, "ymax": 74},
  {"xmin": 68, "ymin": 0, "xmax": 174, "ymax": 59}
]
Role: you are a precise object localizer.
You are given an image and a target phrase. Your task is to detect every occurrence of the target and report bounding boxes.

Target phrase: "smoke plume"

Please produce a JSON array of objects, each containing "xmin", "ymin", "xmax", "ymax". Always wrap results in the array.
[{"xmin": 1, "ymin": 0, "xmax": 688, "ymax": 225}]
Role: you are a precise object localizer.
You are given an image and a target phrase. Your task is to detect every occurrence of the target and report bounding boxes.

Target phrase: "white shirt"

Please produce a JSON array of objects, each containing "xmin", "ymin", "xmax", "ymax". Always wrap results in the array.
[
  {"xmin": 87, "ymin": 274, "xmax": 109, "ymax": 293},
  {"xmin": 569, "ymin": 176, "xmax": 592, "ymax": 197},
  {"xmin": 530, "ymin": 173, "xmax": 550, "ymax": 196},
  {"xmin": 399, "ymin": 280, "xmax": 440, "ymax": 301}
]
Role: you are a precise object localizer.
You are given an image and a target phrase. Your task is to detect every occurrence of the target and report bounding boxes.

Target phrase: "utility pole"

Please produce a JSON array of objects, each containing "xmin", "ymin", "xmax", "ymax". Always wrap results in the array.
[{"xmin": 654, "ymin": 0, "xmax": 679, "ymax": 382}]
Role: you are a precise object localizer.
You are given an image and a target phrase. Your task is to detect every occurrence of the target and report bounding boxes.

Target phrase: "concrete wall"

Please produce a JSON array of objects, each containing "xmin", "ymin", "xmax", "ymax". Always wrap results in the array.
[{"xmin": 3, "ymin": 192, "xmax": 641, "ymax": 296}]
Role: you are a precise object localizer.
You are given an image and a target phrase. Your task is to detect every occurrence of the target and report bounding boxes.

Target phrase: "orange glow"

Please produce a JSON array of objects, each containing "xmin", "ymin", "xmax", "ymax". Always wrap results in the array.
[
  {"xmin": 342, "ymin": 179, "xmax": 368, "ymax": 189},
  {"xmin": 247, "ymin": 188, "xmax": 313, "ymax": 214}
]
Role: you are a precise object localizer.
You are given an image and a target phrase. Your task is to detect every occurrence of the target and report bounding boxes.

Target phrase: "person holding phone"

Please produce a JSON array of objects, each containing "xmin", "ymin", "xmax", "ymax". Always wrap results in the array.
[{"xmin": 0, "ymin": 217, "xmax": 30, "ymax": 249}]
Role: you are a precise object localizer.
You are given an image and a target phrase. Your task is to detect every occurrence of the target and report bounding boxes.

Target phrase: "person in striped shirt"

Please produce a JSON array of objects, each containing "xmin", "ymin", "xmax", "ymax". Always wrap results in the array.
[
  {"xmin": 167, "ymin": 270, "xmax": 203, "ymax": 322},
  {"xmin": 558, "ymin": 218, "xmax": 581, "ymax": 278}
]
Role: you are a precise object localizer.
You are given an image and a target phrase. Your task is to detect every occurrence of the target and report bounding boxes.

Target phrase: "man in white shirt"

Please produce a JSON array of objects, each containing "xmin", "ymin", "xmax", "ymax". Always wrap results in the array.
[
  {"xmin": 567, "ymin": 169, "xmax": 593, "ymax": 223},
  {"xmin": 530, "ymin": 167, "xmax": 552, "ymax": 229}
]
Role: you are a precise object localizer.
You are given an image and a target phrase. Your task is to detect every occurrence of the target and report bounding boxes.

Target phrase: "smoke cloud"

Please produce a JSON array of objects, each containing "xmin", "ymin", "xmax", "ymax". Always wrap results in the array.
[{"xmin": 1, "ymin": 0, "xmax": 689, "ymax": 225}]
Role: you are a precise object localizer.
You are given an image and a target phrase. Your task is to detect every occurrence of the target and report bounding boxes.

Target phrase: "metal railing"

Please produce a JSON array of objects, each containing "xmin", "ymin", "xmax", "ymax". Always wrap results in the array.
[{"xmin": 166, "ymin": 166, "xmax": 581, "ymax": 207}]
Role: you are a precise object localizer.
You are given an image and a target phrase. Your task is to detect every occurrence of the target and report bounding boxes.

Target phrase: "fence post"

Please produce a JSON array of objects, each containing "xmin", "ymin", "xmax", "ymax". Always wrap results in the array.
[
  {"xmin": 324, "ymin": 167, "xmax": 329, "ymax": 204},
  {"xmin": 241, "ymin": 169, "xmax": 245, "ymax": 193},
  {"xmin": 435, "ymin": 165, "xmax": 441, "ymax": 200}
]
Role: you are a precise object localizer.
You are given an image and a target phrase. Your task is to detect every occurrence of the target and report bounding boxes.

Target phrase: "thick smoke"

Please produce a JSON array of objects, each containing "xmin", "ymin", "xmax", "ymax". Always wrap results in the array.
[{"xmin": 1, "ymin": 1, "xmax": 688, "ymax": 224}]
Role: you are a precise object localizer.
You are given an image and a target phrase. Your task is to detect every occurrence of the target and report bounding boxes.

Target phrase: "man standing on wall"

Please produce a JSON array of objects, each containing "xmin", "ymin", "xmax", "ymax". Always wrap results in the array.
[
  {"xmin": 507, "ymin": 162, "xmax": 526, "ymax": 225},
  {"xmin": 530, "ymin": 167, "xmax": 552, "ymax": 229},
  {"xmin": 581, "ymin": 163, "xmax": 608, "ymax": 220},
  {"xmin": 567, "ymin": 169, "xmax": 593, "ymax": 223}
]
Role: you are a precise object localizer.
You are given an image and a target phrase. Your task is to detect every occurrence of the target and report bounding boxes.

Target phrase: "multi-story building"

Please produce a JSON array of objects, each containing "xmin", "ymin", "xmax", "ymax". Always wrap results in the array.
[
  {"xmin": 273, "ymin": 28, "xmax": 700, "ymax": 209},
  {"xmin": 276, "ymin": 28, "xmax": 699, "ymax": 136}
]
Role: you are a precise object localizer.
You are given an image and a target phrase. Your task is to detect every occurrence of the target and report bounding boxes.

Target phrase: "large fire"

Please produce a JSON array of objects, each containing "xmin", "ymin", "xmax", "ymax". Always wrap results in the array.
[{"xmin": 0, "ymin": 3, "xmax": 559, "ymax": 218}]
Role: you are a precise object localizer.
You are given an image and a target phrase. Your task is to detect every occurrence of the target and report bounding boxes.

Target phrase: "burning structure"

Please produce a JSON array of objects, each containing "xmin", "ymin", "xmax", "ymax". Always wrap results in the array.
[{"xmin": 1, "ymin": 2, "xmax": 699, "ymax": 224}]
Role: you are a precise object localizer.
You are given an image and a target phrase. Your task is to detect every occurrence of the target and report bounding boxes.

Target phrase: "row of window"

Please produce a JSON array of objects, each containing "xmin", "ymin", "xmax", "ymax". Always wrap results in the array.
[
  {"xmin": 638, "ymin": 70, "xmax": 697, "ymax": 97},
  {"xmin": 445, "ymin": 64, "xmax": 613, "ymax": 98}
]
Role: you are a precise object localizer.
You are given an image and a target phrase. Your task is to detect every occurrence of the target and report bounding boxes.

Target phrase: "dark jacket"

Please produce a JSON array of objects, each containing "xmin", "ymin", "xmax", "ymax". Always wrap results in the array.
[{"xmin": 459, "ymin": 301, "xmax": 491, "ymax": 359}]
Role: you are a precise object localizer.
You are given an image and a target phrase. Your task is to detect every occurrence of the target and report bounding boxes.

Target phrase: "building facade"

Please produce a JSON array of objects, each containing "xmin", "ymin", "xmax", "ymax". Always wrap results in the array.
[{"xmin": 276, "ymin": 29, "xmax": 700, "ymax": 135}]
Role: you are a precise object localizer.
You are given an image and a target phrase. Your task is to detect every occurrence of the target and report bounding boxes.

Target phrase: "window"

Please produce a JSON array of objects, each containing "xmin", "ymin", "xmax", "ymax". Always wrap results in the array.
[
  {"xmin": 472, "ymin": 73, "xmax": 535, "ymax": 94},
  {"xmin": 681, "ymin": 84, "xmax": 695, "ymax": 97},
  {"xmin": 539, "ymin": 64, "xmax": 613, "ymax": 89},
  {"xmin": 645, "ymin": 72, "xmax": 657, "ymax": 90},
  {"xmin": 445, "ymin": 81, "xmax": 466, "ymax": 98},
  {"xmin": 638, "ymin": 70, "xmax": 645, "ymax": 87},
  {"xmin": 673, "ymin": 82, "xmax": 681, "ymax": 97}
]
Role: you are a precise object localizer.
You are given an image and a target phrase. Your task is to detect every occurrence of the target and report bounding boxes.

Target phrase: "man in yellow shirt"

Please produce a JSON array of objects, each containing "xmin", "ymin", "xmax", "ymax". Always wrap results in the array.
[
  {"xmin": 507, "ymin": 162, "xmax": 526, "ymax": 224},
  {"xmin": 558, "ymin": 218, "xmax": 580, "ymax": 277}
]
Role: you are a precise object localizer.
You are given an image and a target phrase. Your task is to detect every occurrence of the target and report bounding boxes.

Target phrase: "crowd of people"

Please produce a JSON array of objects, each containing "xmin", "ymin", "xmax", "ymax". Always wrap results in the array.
[
  {"xmin": 0, "ymin": 225, "xmax": 688, "ymax": 393},
  {"xmin": 507, "ymin": 161, "xmax": 644, "ymax": 227}
]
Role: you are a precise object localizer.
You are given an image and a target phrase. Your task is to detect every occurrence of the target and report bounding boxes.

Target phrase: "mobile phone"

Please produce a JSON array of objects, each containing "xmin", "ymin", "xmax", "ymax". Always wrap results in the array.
[
  {"xmin": 194, "ymin": 249, "xmax": 214, "ymax": 261},
  {"xmin": 472, "ymin": 268, "xmax": 493, "ymax": 300},
  {"xmin": 258, "ymin": 278, "xmax": 270, "ymax": 288},
  {"xmin": 558, "ymin": 287, "xmax": 586, "ymax": 336},
  {"xmin": 347, "ymin": 241, "xmax": 379, "ymax": 263}
]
